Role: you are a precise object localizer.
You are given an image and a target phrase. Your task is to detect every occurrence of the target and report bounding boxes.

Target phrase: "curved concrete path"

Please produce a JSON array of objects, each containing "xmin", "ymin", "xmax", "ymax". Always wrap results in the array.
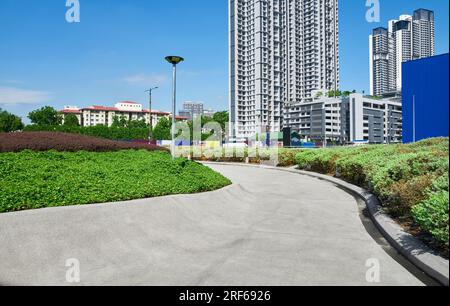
[{"xmin": 0, "ymin": 164, "xmax": 423, "ymax": 286}]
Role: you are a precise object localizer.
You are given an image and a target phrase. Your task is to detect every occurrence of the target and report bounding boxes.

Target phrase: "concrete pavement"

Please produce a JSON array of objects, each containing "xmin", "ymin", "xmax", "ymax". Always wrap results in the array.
[{"xmin": 0, "ymin": 164, "xmax": 423, "ymax": 286}]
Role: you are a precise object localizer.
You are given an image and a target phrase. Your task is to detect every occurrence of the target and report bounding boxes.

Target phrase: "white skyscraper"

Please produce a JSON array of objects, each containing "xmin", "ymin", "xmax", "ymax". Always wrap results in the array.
[
  {"xmin": 369, "ymin": 27, "xmax": 390, "ymax": 96},
  {"xmin": 413, "ymin": 9, "xmax": 435, "ymax": 60},
  {"xmin": 369, "ymin": 9, "xmax": 435, "ymax": 96},
  {"xmin": 229, "ymin": 0, "xmax": 340, "ymax": 139}
]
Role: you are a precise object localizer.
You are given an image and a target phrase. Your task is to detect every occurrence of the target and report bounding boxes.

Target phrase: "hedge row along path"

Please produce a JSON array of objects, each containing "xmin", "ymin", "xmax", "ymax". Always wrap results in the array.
[{"xmin": 0, "ymin": 132, "xmax": 166, "ymax": 153}]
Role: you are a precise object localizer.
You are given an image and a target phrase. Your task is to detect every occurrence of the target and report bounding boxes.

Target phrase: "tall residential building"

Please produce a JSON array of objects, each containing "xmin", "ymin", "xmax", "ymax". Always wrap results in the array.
[
  {"xmin": 413, "ymin": 9, "xmax": 435, "ymax": 60},
  {"xmin": 369, "ymin": 27, "xmax": 390, "ymax": 96},
  {"xmin": 369, "ymin": 9, "xmax": 435, "ymax": 96},
  {"xmin": 229, "ymin": 0, "xmax": 340, "ymax": 139},
  {"xmin": 391, "ymin": 15, "xmax": 414, "ymax": 92}
]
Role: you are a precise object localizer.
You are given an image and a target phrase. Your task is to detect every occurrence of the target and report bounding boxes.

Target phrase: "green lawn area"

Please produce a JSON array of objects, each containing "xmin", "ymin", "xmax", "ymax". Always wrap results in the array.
[
  {"xmin": 295, "ymin": 138, "xmax": 449, "ymax": 253},
  {"xmin": 0, "ymin": 150, "xmax": 231, "ymax": 213}
]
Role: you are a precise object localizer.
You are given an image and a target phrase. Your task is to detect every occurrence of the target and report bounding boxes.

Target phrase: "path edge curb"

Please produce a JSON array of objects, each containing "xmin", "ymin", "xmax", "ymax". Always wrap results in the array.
[{"xmin": 202, "ymin": 161, "xmax": 449, "ymax": 286}]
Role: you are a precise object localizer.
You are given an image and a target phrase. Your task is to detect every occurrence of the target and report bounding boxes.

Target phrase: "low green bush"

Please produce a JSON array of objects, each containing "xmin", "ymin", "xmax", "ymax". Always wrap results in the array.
[
  {"xmin": 412, "ymin": 174, "xmax": 449, "ymax": 248},
  {"xmin": 295, "ymin": 138, "xmax": 449, "ymax": 251},
  {"xmin": 24, "ymin": 124, "xmax": 149, "ymax": 141},
  {"xmin": 0, "ymin": 150, "xmax": 231, "ymax": 213}
]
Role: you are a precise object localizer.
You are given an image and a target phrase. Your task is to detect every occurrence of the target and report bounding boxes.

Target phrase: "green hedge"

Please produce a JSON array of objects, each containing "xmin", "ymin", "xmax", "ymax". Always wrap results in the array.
[
  {"xmin": 0, "ymin": 150, "xmax": 231, "ymax": 213},
  {"xmin": 295, "ymin": 138, "xmax": 449, "ymax": 251},
  {"xmin": 412, "ymin": 174, "xmax": 449, "ymax": 245},
  {"xmin": 24, "ymin": 124, "xmax": 149, "ymax": 140}
]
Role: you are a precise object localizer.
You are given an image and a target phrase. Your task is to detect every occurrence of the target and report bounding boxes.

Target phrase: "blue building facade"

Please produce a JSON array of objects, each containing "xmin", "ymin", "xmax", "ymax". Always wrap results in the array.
[{"xmin": 402, "ymin": 54, "xmax": 449, "ymax": 143}]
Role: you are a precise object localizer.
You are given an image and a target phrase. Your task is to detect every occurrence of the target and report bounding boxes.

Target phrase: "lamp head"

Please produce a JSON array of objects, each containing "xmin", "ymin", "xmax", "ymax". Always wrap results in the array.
[{"xmin": 165, "ymin": 56, "xmax": 184, "ymax": 65}]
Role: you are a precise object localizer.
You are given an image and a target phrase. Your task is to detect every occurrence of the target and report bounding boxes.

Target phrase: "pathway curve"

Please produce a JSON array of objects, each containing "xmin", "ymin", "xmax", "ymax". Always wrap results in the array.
[{"xmin": 0, "ymin": 164, "xmax": 423, "ymax": 285}]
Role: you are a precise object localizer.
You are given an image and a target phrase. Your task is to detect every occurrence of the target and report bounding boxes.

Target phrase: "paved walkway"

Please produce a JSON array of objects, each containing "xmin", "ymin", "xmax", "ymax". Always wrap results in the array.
[{"xmin": 0, "ymin": 164, "xmax": 423, "ymax": 286}]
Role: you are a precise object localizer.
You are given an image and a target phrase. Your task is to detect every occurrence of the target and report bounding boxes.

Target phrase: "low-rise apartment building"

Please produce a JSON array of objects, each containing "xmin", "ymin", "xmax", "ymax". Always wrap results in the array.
[
  {"xmin": 60, "ymin": 101, "xmax": 188, "ymax": 127},
  {"xmin": 284, "ymin": 97, "xmax": 344, "ymax": 143},
  {"xmin": 284, "ymin": 94, "xmax": 402, "ymax": 144},
  {"xmin": 346, "ymin": 94, "xmax": 402, "ymax": 144}
]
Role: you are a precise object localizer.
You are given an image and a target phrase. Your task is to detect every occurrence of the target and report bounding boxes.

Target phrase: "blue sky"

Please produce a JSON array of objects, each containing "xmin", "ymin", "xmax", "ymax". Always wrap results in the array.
[{"xmin": 0, "ymin": 0, "xmax": 448, "ymax": 122}]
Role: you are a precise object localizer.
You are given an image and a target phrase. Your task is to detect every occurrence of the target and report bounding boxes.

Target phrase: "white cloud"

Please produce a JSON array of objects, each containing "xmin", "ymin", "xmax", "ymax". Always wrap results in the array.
[
  {"xmin": 1, "ymin": 80, "xmax": 24, "ymax": 85},
  {"xmin": 0, "ymin": 87, "xmax": 52, "ymax": 105},
  {"xmin": 122, "ymin": 73, "xmax": 168, "ymax": 86}
]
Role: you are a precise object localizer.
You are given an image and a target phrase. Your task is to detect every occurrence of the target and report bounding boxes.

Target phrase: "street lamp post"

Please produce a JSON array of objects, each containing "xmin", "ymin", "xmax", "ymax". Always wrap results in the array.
[
  {"xmin": 165, "ymin": 56, "xmax": 184, "ymax": 160},
  {"xmin": 413, "ymin": 95, "xmax": 416, "ymax": 143},
  {"xmin": 145, "ymin": 87, "xmax": 158, "ymax": 144}
]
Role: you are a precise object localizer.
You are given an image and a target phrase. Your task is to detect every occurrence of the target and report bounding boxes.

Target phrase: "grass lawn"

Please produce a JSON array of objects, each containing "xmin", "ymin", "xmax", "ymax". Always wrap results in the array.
[
  {"xmin": 0, "ymin": 150, "xmax": 231, "ymax": 213},
  {"xmin": 295, "ymin": 138, "xmax": 449, "ymax": 254}
]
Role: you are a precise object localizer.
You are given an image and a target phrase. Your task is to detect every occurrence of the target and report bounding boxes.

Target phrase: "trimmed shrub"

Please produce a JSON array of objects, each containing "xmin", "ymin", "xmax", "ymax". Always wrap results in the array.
[
  {"xmin": 24, "ymin": 124, "xmax": 149, "ymax": 141},
  {"xmin": 295, "ymin": 138, "xmax": 449, "ymax": 252},
  {"xmin": 0, "ymin": 150, "xmax": 231, "ymax": 213},
  {"xmin": 412, "ymin": 174, "xmax": 449, "ymax": 248},
  {"xmin": 0, "ymin": 132, "xmax": 167, "ymax": 153}
]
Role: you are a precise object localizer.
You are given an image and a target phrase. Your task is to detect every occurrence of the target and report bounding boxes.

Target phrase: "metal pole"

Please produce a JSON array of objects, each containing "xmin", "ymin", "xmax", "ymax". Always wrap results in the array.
[
  {"xmin": 413, "ymin": 95, "xmax": 416, "ymax": 143},
  {"xmin": 387, "ymin": 111, "xmax": 390, "ymax": 145},
  {"xmin": 171, "ymin": 64, "xmax": 177, "ymax": 160},
  {"xmin": 332, "ymin": 0, "xmax": 337, "ymax": 147},
  {"xmin": 323, "ymin": 107, "xmax": 327, "ymax": 148},
  {"xmin": 149, "ymin": 89, "xmax": 153, "ymax": 143}
]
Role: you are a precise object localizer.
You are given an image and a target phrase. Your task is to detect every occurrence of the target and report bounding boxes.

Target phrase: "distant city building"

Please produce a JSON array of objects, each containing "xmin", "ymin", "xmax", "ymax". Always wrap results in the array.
[
  {"xmin": 285, "ymin": 94, "xmax": 402, "ymax": 144},
  {"xmin": 60, "ymin": 101, "xmax": 188, "ymax": 127},
  {"xmin": 230, "ymin": 0, "xmax": 340, "ymax": 139},
  {"xmin": 346, "ymin": 94, "xmax": 402, "ymax": 144},
  {"xmin": 178, "ymin": 110, "xmax": 192, "ymax": 120},
  {"xmin": 370, "ymin": 9, "xmax": 435, "ymax": 96},
  {"xmin": 180, "ymin": 101, "xmax": 204, "ymax": 120},
  {"xmin": 285, "ymin": 97, "xmax": 344, "ymax": 143},
  {"xmin": 402, "ymin": 54, "xmax": 449, "ymax": 143},
  {"xmin": 203, "ymin": 108, "xmax": 216, "ymax": 118},
  {"xmin": 370, "ymin": 27, "xmax": 390, "ymax": 96},
  {"xmin": 413, "ymin": 9, "xmax": 436, "ymax": 60}
]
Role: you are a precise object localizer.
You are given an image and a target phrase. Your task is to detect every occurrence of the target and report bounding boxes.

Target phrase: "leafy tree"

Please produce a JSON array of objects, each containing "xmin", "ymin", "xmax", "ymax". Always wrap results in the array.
[
  {"xmin": 111, "ymin": 116, "xmax": 128, "ymax": 128},
  {"xmin": 153, "ymin": 117, "xmax": 172, "ymax": 140},
  {"xmin": 0, "ymin": 108, "xmax": 24, "ymax": 132},
  {"xmin": 327, "ymin": 90, "xmax": 342, "ymax": 98},
  {"xmin": 28, "ymin": 106, "xmax": 62, "ymax": 126},
  {"xmin": 315, "ymin": 92, "xmax": 323, "ymax": 98},
  {"xmin": 212, "ymin": 111, "xmax": 229, "ymax": 130},
  {"xmin": 128, "ymin": 119, "xmax": 148, "ymax": 129},
  {"xmin": 63, "ymin": 114, "xmax": 80, "ymax": 127},
  {"xmin": 111, "ymin": 116, "xmax": 121, "ymax": 128},
  {"xmin": 342, "ymin": 91, "xmax": 351, "ymax": 97}
]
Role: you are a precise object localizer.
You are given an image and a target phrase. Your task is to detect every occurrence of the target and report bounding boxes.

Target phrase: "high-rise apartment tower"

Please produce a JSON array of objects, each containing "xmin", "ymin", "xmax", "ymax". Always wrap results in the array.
[
  {"xmin": 369, "ymin": 9, "xmax": 435, "ymax": 96},
  {"xmin": 229, "ymin": 0, "xmax": 340, "ymax": 138}
]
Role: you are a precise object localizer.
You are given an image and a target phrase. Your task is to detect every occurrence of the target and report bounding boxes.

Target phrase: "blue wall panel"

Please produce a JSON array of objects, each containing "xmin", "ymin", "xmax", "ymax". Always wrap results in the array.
[{"xmin": 402, "ymin": 54, "xmax": 449, "ymax": 143}]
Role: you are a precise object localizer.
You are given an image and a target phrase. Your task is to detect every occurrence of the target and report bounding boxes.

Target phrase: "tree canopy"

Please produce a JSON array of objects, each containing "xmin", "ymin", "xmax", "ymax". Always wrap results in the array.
[
  {"xmin": 153, "ymin": 117, "xmax": 172, "ymax": 140},
  {"xmin": 212, "ymin": 111, "xmax": 229, "ymax": 131},
  {"xmin": 327, "ymin": 90, "xmax": 342, "ymax": 98},
  {"xmin": 63, "ymin": 114, "xmax": 80, "ymax": 127},
  {"xmin": 28, "ymin": 106, "xmax": 62, "ymax": 126},
  {"xmin": 0, "ymin": 108, "xmax": 24, "ymax": 132}
]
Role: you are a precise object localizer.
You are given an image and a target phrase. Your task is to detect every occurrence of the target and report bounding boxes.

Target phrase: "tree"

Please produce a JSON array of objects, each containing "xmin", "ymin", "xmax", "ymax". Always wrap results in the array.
[
  {"xmin": 342, "ymin": 91, "xmax": 351, "ymax": 97},
  {"xmin": 128, "ymin": 119, "xmax": 148, "ymax": 129},
  {"xmin": 0, "ymin": 109, "xmax": 24, "ymax": 132},
  {"xmin": 315, "ymin": 91, "xmax": 323, "ymax": 98},
  {"xmin": 111, "ymin": 116, "xmax": 128, "ymax": 128},
  {"xmin": 212, "ymin": 111, "xmax": 229, "ymax": 130},
  {"xmin": 63, "ymin": 114, "xmax": 80, "ymax": 126},
  {"xmin": 328, "ymin": 90, "xmax": 342, "ymax": 98},
  {"xmin": 153, "ymin": 117, "xmax": 171, "ymax": 140},
  {"xmin": 28, "ymin": 106, "xmax": 62, "ymax": 126}
]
